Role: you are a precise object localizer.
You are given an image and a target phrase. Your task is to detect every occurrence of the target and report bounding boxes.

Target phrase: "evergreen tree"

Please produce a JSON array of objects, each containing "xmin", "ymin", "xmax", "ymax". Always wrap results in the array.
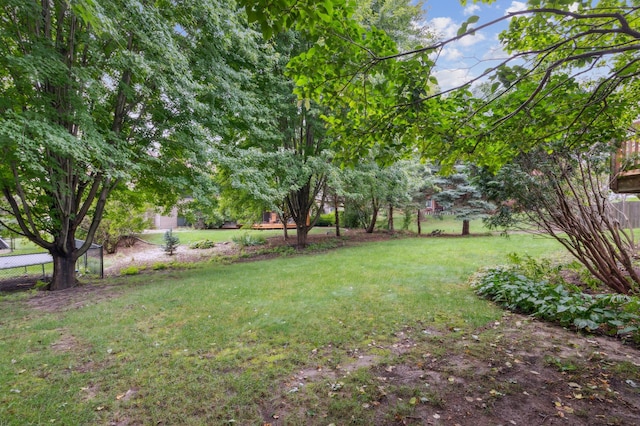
[{"xmin": 432, "ymin": 165, "xmax": 494, "ymax": 235}]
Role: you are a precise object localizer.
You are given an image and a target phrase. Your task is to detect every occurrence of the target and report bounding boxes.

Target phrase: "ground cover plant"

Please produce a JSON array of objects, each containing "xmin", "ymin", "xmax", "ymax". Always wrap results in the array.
[
  {"xmin": 1, "ymin": 235, "xmax": 640, "ymax": 424},
  {"xmin": 473, "ymin": 264, "xmax": 640, "ymax": 344}
]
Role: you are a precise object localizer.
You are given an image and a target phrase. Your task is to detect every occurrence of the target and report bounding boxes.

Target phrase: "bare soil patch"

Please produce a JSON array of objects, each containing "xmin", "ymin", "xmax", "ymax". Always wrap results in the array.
[
  {"xmin": 26, "ymin": 282, "xmax": 125, "ymax": 313},
  {"xmin": 266, "ymin": 314, "xmax": 640, "ymax": 425}
]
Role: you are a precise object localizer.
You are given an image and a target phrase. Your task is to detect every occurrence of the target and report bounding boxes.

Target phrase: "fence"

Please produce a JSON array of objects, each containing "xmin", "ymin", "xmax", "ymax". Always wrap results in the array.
[
  {"xmin": 0, "ymin": 250, "xmax": 52, "ymax": 290},
  {"xmin": 610, "ymin": 134, "xmax": 640, "ymax": 193},
  {"xmin": 0, "ymin": 239, "xmax": 103, "ymax": 290},
  {"xmin": 611, "ymin": 201, "xmax": 640, "ymax": 229},
  {"xmin": 77, "ymin": 242, "xmax": 104, "ymax": 278}
]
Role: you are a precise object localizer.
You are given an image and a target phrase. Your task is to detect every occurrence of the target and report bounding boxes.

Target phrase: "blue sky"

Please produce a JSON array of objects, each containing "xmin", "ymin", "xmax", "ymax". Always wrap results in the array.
[{"xmin": 417, "ymin": 0, "xmax": 528, "ymax": 90}]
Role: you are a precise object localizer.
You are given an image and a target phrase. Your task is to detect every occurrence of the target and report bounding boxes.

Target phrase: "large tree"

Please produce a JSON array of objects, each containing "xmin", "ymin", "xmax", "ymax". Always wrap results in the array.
[
  {"xmin": 213, "ymin": 30, "xmax": 335, "ymax": 248},
  {"xmin": 222, "ymin": 0, "xmax": 428, "ymax": 247},
  {"xmin": 243, "ymin": 0, "xmax": 640, "ymax": 167},
  {"xmin": 0, "ymin": 0, "xmax": 263, "ymax": 289}
]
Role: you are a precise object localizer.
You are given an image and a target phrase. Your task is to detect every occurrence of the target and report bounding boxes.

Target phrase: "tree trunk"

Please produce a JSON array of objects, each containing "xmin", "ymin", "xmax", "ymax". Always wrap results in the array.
[
  {"xmin": 462, "ymin": 219, "xmax": 470, "ymax": 236},
  {"xmin": 366, "ymin": 202, "xmax": 379, "ymax": 234},
  {"xmin": 49, "ymin": 252, "xmax": 79, "ymax": 290},
  {"xmin": 417, "ymin": 209, "xmax": 422, "ymax": 235},
  {"xmin": 334, "ymin": 194, "xmax": 340, "ymax": 237},
  {"xmin": 278, "ymin": 211, "xmax": 289, "ymax": 240},
  {"xmin": 296, "ymin": 224, "xmax": 308, "ymax": 248},
  {"xmin": 388, "ymin": 204, "xmax": 394, "ymax": 232}
]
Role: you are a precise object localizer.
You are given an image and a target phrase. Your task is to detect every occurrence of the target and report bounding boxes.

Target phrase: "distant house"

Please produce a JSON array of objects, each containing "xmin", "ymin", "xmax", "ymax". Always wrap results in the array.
[
  {"xmin": 424, "ymin": 198, "xmax": 445, "ymax": 215},
  {"xmin": 252, "ymin": 211, "xmax": 297, "ymax": 230},
  {"xmin": 147, "ymin": 207, "xmax": 187, "ymax": 230}
]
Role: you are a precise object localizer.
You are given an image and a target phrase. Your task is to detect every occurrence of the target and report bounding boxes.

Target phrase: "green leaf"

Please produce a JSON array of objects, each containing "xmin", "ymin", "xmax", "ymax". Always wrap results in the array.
[{"xmin": 457, "ymin": 22, "xmax": 469, "ymax": 37}]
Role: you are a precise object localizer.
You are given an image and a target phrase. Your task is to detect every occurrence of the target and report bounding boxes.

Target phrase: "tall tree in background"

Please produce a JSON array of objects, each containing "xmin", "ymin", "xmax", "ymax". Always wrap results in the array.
[
  {"xmin": 353, "ymin": 0, "xmax": 427, "ymax": 50},
  {"xmin": 244, "ymin": 0, "xmax": 640, "ymax": 169},
  {"xmin": 0, "ymin": 0, "xmax": 262, "ymax": 290},
  {"xmin": 226, "ymin": 0, "xmax": 433, "ymax": 245},
  {"xmin": 398, "ymin": 158, "xmax": 434, "ymax": 234},
  {"xmin": 341, "ymin": 158, "xmax": 428, "ymax": 234},
  {"xmin": 432, "ymin": 165, "xmax": 494, "ymax": 235},
  {"xmin": 215, "ymin": 30, "xmax": 335, "ymax": 248}
]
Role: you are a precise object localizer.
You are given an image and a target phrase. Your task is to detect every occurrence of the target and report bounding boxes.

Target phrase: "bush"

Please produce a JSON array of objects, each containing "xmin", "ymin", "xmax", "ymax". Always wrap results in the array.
[
  {"xmin": 232, "ymin": 232, "xmax": 266, "ymax": 248},
  {"xmin": 308, "ymin": 240, "xmax": 339, "ymax": 251},
  {"xmin": 189, "ymin": 239, "xmax": 216, "ymax": 249},
  {"xmin": 86, "ymin": 193, "xmax": 151, "ymax": 254},
  {"xmin": 343, "ymin": 205, "xmax": 366, "ymax": 229},
  {"xmin": 471, "ymin": 264, "xmax": 640, "ymax": 343},
  {"xmin": 120, "ymin": 266, "xmax": 141, "ymax": 276},
  {"xmin": 251, "ymin": 245, "xmax": 296, "ymax": 257},
  {"xmin": 505, "ymin": 252, "xmax": 565, "ymax": 286},
  {"xmin": 316, "ymin": 213, "xmax": 336, "ymax": 227},
  {"xmin": 152, "ymin": 262, "xmax": 168, "ymax": 270}
]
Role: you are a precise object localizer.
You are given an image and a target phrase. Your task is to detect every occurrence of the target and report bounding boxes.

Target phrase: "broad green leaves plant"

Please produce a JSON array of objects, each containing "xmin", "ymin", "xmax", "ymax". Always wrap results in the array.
[{"xmin": 473, "ymin": 266, "xmax": 640, "ymax": 343}]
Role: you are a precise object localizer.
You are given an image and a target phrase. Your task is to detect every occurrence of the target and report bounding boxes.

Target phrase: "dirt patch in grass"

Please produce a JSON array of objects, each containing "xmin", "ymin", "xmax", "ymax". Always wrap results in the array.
[
  {"xmin": 261, "ymin": 313, "xmax": 640, "ymax": 425},
  {"xmin": 50, "ymin": 329, "xmax": 80, "ymax": 352},
  {"xmin": 25, "ymin": 282, "xmax": 125, "ymax": 313}
]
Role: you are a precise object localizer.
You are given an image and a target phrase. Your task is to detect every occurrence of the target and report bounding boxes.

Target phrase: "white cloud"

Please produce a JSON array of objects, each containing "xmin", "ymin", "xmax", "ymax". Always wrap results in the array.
[
  {"xmin": 434, "ymin": 68, "xmax": 473, "ymax": 91},
  {"xmin": 442, "ymin": 47, "xmax": 463, "ymax": 61},
  {"xmin": 482, "ymin": 43, "xmax": 507, "ymax": 62},
  {"xmin": 428, "ymin": 16, "xmax": 486, "ymax": 47},
  {"xmin": 464, "ymin": 4, "xmax": 481, "ymax": 16},
  {"xmin": 505, "ymin": 1, "xmax": 527, "ymax": 15},
  {"xmin": 458, "ymin": 32, "xmax": 486, "ymax": 47},
  {"xmin": 428, "ymin": 17, "xmax": 458, "ymax": 39}
]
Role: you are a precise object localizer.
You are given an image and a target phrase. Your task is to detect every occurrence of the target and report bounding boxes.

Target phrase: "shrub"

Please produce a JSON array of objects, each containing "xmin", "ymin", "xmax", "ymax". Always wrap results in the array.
[
  {"xmin": 120, "ymin": 266, "xmax": 141, "ymax": 276},
  {"xmin": 308, "ymin": 240, "xmax": 339, "ymax": 251},
  {"xmin": 152, "ymin": 262, "xmax": 168, "ymax": 270},
  {"xmin": 506, "ymin": 252, "xmax": 565, "ymax": 286},
  {"xmin": 258, "ymin": 245, "xmax": 296, "ymax": 256},
  {"xmin": 342, "ymin": 204, "xmax": 366, "ymax": 229},
  {"xmin": 471, "ymin": 265, "xmax": 640, "ymax": 343},
  {"xmin": 232, "ymin": 232, "xmax": 266, "ymax": 248},
  {"xmin": 85, "ymin": 193, "xmax": 151, "ymax": 254},
  {"xmin": 163, "ymin": 230, "xmax": 180, "ymax": 255},
  {"xmin": 316, "ymin": 213, "xmax": 336, "ymax": 227},
  {"xmin": 189, "ymin": 239, "xmax": 216, "ymax": 249}
]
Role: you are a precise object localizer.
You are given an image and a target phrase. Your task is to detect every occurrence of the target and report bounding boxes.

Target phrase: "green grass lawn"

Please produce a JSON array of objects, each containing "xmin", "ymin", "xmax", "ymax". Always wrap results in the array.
[
  {"xmin": 0, "ymin": 234, "xmax": 564, "ymax": 424},
  {"xmin": 411, "ymin": 215, "xmax": 489, "ymax": 235}
]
